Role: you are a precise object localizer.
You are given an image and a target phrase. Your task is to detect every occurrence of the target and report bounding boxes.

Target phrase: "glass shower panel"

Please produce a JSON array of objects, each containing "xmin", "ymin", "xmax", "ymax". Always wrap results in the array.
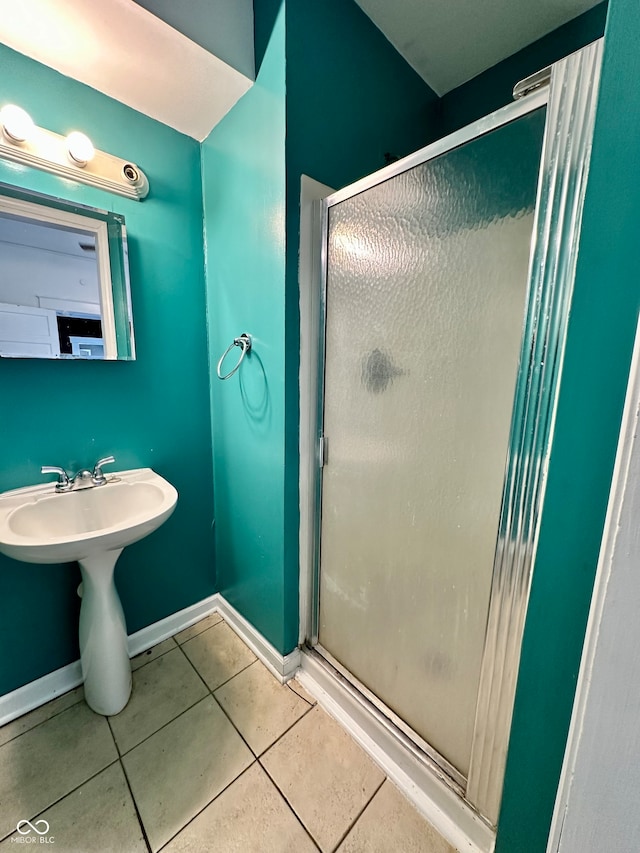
[{"xmin": 318, "ymin": 108, "xmax": 546, "ymax": 778}]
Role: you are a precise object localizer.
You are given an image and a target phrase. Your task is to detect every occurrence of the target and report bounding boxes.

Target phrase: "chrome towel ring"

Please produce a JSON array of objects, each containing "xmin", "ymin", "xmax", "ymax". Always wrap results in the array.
[{"xmin": 217, "ymin": 333, "xmax": 252, "ymax": 380}]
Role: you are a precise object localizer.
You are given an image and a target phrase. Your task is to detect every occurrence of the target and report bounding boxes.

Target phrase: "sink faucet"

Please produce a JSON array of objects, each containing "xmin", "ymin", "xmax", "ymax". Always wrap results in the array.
[
  {"xmin": 91, "ymin": 456, "xmax": 115, "ymax": 486},
  {"xmin": 41, "ymin": 456, "xmax": 116, "ymax": 492},
  {"xmin": 40, "ymin": 466, "xmax": 71, "ymax": 492}
]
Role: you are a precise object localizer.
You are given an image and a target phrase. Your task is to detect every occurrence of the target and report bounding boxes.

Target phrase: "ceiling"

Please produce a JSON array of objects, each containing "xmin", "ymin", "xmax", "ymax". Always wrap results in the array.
[
  {"xmin": 0, "ymin": 215, "xmax": 94, "ymax": 260},
  {"xmin": 354, "ymin": 0, "xmax": 603, "ymax": 95},
  {"xmin": 0, "ymin": 0, "xmax": 254, "ymax": 142},
  {"xmin": 0, "ymin": 0, "xmax": 603, "ymax": 140}
]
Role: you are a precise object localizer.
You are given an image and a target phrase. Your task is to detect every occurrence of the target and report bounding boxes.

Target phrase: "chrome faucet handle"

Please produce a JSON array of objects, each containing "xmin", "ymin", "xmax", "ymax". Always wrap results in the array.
[
  {"xmin": 41, "ymin": 466, "xmax": 71, "ymax": 491},
  {"xmin": 92, "ymin": 456, "xmax": 115, "ymax": 484}
]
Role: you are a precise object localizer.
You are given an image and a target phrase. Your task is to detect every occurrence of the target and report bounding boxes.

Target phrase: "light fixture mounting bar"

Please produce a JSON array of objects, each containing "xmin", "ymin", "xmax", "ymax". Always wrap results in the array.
[{"xmin": 0, "ymin": 121, "xmax": 149, "ymax": 200}]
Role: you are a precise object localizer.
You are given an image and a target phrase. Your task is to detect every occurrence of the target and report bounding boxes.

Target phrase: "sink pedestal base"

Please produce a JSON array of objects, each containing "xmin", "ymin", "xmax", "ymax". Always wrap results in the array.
[{"xmin": 78, "ymin": 548, "xmax": 131, "ymax": 716}]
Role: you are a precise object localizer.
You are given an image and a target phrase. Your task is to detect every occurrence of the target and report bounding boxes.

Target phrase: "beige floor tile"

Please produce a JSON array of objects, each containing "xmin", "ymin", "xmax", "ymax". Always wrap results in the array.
[
  {"xmin": 337, "ymin": 780, "xmax": 456, "ymax": 853},
  {"xmin": 214, "ymin": 661, "xmax": 311, "ymax": 755},
  {"xmin": 287, "ymin": 678, "xmax": 317, "ymax": 706},
  {"xmin": 130, "ymin": 637, "xmax": 177, "ymax": 672},
  {"xmin": 262, "ymin": 706, "xmax": 384, "ymax": 853},
  {"xmin": 173, "ymin": 612, "xmax": 223, "ymax": 644},
  {"xmin": 181, "ymin": 621, "xmax": 256, "ymax": 690},
  {"xmin": 162, "ymin": 762, "xmax": 316, "ymax": 853},
  {"xmin": 122, "ymin": 696, "xmax": 253, "ymax": 852},
  {"xmin": 0, "ymin": 687, "xmax": 84, "ymax": 748},
  {"xmin": 0, "ymin": 762, "xmax": 146, "ymax": 853},
  {"xmin": 109, "ymin": 648, "xmax": 207, "ymax": 754},
  {"xmin": 0, "ymin": 702, "xmax": 117, "ymax": 840}
]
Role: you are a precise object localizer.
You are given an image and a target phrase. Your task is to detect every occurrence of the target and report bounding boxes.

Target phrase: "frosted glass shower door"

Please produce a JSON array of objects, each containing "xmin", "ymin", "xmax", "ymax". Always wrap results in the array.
[{"xmin": 318, "ymin": 109, "xmax": 546, "ymax": 779}]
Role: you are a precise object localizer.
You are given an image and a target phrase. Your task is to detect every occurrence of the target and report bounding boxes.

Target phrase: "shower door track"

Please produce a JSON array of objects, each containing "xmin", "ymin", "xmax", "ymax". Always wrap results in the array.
[
  {"xmin": 300, "ymin": 38, "xmax": 603, "ymax": 832},
  {"xmin": 311, "ymin": 642, "xmax": 466, "ymax": 791},
  {"xmin": 297, "ymin": 644, "xmax": 495, "ymax": 853}
]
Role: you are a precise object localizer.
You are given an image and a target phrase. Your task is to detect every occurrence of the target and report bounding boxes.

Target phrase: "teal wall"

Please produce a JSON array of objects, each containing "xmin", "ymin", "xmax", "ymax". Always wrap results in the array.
[
  {"xmin": 201, "ymin": 0, "xmax": 289, "ymax": 651},
  {"xmin": 283, "ymin": 3, "xmax": 440, "ymax": 651},
  {"xmin": 285, "ymin": 0, "xmax": 440, "ymax": 191},
  {"xmin": 201, "ymin": 0, "xmax": 439, "ymax": 655},
  {"xmin": 496, "ymin": 0, "xmax": 640, "ymax": 849},
  {"xmin": 0, "ymin": 45, "xmax": 214, "ymax": 695},
  {"xmin": 2, "ymin": 16, "xmax": 633, "ymax": 852},
  {"xmin": 439, "ymin": 3, "xmax": 608, "ymax": 134}
]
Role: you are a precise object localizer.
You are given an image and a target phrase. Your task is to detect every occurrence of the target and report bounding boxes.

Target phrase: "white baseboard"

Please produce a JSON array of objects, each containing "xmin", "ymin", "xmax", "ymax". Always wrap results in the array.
[
  {"xmin": 127, "ymin": 593, "xmax": 220, "ymax": 658},
  {"xmin": 297, "ymin": 650, "xmax": 495, "ymax": 853},
  {"xmin": 0, "ymin": 661, "xmax": 85, "ymax": 728},
  {"xmin": 216, "ymin": 596, "xmax": 301, "ymax": 683},
  {"xmin": 0, "ymin": 592, "xmax": 299, "ymax": 726},
  {"xmin": 2, "ymin": 591, "xmax": 493, "ymax": 853}
]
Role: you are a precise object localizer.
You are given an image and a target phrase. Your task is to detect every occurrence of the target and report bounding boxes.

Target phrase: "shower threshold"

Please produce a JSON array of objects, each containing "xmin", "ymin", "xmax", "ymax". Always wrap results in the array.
[{"xmin": 297, "ymin": 646, "xmax": 495, "ymax": 853}]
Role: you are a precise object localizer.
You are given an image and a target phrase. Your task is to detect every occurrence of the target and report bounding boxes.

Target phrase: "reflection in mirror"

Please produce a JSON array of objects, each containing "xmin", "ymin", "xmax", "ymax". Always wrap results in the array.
[{"xmin": 0, "ymin": 184, "xmax": 135, "ymax": 360}]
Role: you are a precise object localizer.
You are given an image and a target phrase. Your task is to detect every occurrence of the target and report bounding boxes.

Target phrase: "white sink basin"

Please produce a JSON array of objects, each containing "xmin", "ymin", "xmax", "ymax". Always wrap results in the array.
[
  {"xmin": 0, "ymin": 468, "xmax": 177, "ymax": 564},
  {"xmin": 0, "ymin": 467, "xmax": 178, "ymax": 717}
]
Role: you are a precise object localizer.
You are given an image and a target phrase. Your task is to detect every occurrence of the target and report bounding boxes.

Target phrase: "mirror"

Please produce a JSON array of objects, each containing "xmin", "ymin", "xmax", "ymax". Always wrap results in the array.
[{"xmin": 0, "ymin": 183, "xmax": 135, "ymax": 360}]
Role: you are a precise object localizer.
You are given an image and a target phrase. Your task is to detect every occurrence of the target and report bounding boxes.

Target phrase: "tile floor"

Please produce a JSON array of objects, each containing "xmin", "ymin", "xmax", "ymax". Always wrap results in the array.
[{"xmin": 0, "ymin": 614, "xmax": 455, "ymax": 853}]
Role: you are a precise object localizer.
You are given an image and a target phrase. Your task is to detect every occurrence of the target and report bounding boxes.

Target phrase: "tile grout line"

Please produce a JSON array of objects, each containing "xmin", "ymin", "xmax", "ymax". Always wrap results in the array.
[
  {"xmin": 174, "ymin": 629, "xmax": 258, "ymax": 694},
  {"xmin": 106, "ymin": 714, "xmax": 122, "ymax": 758},
  {"xmin": 0, "ymin": 692, "xmax": 86, "ymax": 748},
  {"xmin": 130, "ymin": 639, "xmax": 178, "ymax": 671},
  {"xmin": 257, "ymin": 752, "xmax": 322, "ymax": 852},
  {"xmin": 117, "ymin": 760, "xmax": 155, "ymax": 852},
  {"xmin": 170, "ymin": 625, "xmax": 323, "ymax": 849},
  {"xmin": 0, "ymin": 757, "xmax": 121, "ymax": 845},
  {"xmin": 115, "ymin": 693, "xmax": 210, "ymax": 758},
  {"xmin": 329, "ymin": 775, "xmax": 387, "ymax": 853},
  {"xmin": 254, "ymin": 705, "xmax": 387, "ymax": 853},
  {"xmin": 0, "ymin": 636, "xmax": 181, "ymax": 751},
  {"xmin": 145, "ymin": 623, "xmax": 276, "ymax": 849},
  {"xmin": 250, "ymin": 705, "xmax": 336, "ymax": 852},
  {"xmin": 154, "ymin": 760, "xmax": 259, "ymax": 852},
  {"xmin": 207, "ymin": 657, "xmax": 259, "ymax": 692},
  {"xmin": 253, "ymin": 702, "xmax": 315, "ymax": 759},
  {"xmin": 0, "ymin": 634, "xmax": 180, "ymax": 751},
  {"xmin": 146, "ymin": 635, "xmax": 274, "ymax": 847},
  {"xmin": 197, "ymin": 669, "xmax": 259, "ymax": 758},
  {"xmin": 91, "ymin": 625, "xmax": 260, "ymax": 762},
  {"xmin": 171, "ymin": 634, "xmax": 258, "ymax": 752},
  {"xmin": 0, "ymin": 618, "xmax": 249, "ymax": 757},
  {"xmin": 112, "ymin": 642, "xmax": 212, "ymax": 757},
  {"xmin": 198, "ymin": 650, "xmax": 316, "ymax": 762},
  {"xmin": 106, "ymin": 715, "xmax": 154, "ymax": 853},
  {"xmin": 136, "ymin": 620, "xmax": 290, "ymax": 850},
  {"xmin": 1, "ymin": 620, "xmax": 326, "ymax": 852},
  {"xmin": 178, "ymin": 619, "xmax": 316, "ymax": 766},
  {"xmin": 173, "ymin": 615, "xmax": 223, "ymax": 646},
  {"xmin": 177, "ymin": 618, "xmax": 229, "ymax": 652}
]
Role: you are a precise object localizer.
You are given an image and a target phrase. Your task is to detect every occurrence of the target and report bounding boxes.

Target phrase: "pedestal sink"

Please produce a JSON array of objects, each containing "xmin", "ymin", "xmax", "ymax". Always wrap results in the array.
[{"xmin": 0, "ymin": 468, "xmax": 178, "ymax": 715}]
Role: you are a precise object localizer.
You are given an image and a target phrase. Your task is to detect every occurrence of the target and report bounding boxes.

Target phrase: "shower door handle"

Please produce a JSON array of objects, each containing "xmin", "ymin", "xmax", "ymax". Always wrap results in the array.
[{"xmin": 319, "ymin": 436, "xmax": 329, "ymax": 467}]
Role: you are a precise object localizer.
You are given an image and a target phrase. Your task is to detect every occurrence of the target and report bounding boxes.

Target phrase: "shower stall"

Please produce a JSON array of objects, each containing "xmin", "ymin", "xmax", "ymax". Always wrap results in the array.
[{"xmin": 299, "ymin": 40, "xmax": 603, "ymax": 847}]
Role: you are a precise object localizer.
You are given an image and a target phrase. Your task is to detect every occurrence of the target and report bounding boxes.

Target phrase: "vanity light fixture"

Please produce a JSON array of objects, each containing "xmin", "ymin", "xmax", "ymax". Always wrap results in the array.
[
  {"xmin": 66, "ymin": 131, "xmax": 95, "ymax": 167},
  {"xmin": 0, "ymin": 104, "xmax": 35, "ymax": 143},
  {"xmin": 0, "ymin": 103, "xmax": 149, "ymax": 200}
]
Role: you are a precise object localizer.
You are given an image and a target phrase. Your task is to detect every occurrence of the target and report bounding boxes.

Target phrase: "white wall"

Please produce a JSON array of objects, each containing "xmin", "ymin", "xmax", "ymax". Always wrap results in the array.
[{"xmin": 547, "ymin": 314, "xmax": 640, "ymax": 853}]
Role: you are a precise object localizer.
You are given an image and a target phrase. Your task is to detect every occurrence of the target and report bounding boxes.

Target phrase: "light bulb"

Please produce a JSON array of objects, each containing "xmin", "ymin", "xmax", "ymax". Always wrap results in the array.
[
  {"xmin": 66, "ymin": 131, "xmax": 95, "ymax": 166},
  {"xmin": 0, "ymin": 104, "xmax": 34, "ymax": 142}
]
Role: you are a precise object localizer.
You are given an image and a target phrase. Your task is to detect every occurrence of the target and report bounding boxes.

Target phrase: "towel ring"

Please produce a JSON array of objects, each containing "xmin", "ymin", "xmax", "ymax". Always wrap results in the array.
[{"xmin": 217, "ymin": 333, "xmax": 252, "ymax": 380}]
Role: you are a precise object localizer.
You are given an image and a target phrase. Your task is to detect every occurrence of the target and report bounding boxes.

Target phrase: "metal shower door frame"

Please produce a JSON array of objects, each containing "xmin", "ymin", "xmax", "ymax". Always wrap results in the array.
[{"xmin": 303, "ymin": 39, "xmax": 603, "ymax": 826}]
